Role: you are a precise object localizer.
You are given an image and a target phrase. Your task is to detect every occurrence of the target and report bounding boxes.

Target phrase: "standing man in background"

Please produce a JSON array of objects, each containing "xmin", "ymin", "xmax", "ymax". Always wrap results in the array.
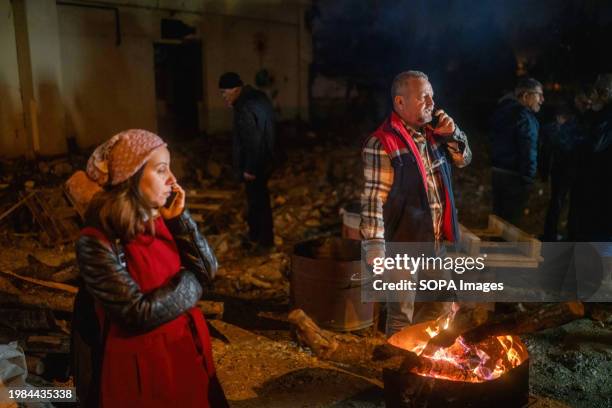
[
  {"xmin": 219, "ymin": 72, "xmax": 276, "ymax": 251},
  {"xmin": 489, "ymin": 77, "xmax": 544, "ymax": 226}
]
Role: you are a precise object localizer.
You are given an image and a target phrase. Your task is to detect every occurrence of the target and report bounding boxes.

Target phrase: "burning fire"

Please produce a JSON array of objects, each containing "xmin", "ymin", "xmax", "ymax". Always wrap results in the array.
[{"xmin": 388, "ymin": 306, "xmax": 528, "ymax": 383}]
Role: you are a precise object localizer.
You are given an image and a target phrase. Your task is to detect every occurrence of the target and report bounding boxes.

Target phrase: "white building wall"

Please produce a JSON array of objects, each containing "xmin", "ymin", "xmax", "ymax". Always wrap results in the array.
[
  {"xmin": 0, "ymin": 0, "xmax": 26, "ymax": 158},
  {"xmin": 0, "ymin": 0, "xmax": 311, "ymax": 156}
]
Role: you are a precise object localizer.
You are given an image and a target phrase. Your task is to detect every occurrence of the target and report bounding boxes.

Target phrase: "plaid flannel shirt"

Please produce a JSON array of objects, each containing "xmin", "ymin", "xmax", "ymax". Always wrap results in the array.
[{"xmin": 360, "ymin": 123, "xmax": 471, "ymax": 257}]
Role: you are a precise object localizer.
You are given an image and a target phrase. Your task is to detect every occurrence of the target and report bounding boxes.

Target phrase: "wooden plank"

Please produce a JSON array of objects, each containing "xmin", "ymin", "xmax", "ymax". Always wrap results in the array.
[
  {"xmin": 26, "ymin": 334, "xmax": 70, "ymax": 354},
  {"xmin": 0, "ymin": 192, "xmax": 35, "ymax": 223},
  {"xmin": 0, "ymin": 269, "xmax": 78, "ymax": 294},
  {"xmin": 458, "ymin": 224, "xmax": 480, "ymax": 257}
]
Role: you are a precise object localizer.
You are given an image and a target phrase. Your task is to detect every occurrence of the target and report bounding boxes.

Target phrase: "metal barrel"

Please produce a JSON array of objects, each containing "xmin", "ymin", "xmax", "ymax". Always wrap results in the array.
[
  {"xmin": 291, "ymin": 237, "xmax": 373, "ymax": 331},
  {"xmin": 340, "ymin": 201, "xmax": 361, "ymax": 240}
]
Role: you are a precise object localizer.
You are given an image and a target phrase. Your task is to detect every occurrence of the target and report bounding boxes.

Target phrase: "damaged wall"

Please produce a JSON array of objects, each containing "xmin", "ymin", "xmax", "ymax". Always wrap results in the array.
[
  {"xmin": 58, "ymin": 5, "xmax": 161, "ymax": 148},
  {"xmin": 201, "ymin": 1, "xmax": 311, "ymax": 133},
  {"xmin": 0, "ymin": 0, "xmax": 26, "ymax": 157},
  {"xmin": 0, "ymin": 0, "xmax": 312, "ymax": 158}
]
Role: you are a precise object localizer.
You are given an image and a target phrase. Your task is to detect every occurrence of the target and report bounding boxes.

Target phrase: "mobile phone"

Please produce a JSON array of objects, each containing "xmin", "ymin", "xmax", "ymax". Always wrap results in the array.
[
  {"xmin": 165, "ymin": 191, "xmax": 177, "ymax": 208},
  {"xmin": 430, "ymin": 110, "xmax": 442, "ymax": 128}
]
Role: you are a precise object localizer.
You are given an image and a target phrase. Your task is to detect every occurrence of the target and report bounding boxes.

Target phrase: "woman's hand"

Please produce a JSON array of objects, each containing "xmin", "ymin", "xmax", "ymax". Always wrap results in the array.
[{"xmin": 160, "ymin": 182, "xmax": 186, "ymax": 220}]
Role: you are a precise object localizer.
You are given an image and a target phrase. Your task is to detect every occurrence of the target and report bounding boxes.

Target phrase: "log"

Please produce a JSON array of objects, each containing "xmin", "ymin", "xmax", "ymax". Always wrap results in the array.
[
  {"xmin": 372, "ymin": 342, "xmax": 473, "ymax": 380},
  {"xmin": 288, "ymin": 308, "xmax": 387, "ymax": 365},
  {"xmin": 463, "ymin": 302, "xmax": 584, "ymax": 344},
  {"xmin": 288, "ymin": 308, "xmax": 338, "ymax": 358},
  {"xmin": 422, "ymin": 304, "xmax": 493, "ymax": 353},
  {"xmin": 0, "ymin": 308, "xmax": 56, "ymax": 331},
  {"xmin": 241, "ymin": 274, "xmax": 273, "ymax": 289},
  {"xmin": 16, "ymin": 294, "xmax": 74, "ymax": 313}
]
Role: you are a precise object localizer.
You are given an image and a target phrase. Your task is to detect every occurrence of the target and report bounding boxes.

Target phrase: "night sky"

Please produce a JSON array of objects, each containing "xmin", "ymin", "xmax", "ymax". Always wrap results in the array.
[{"xmin": 312, "ymin": 0, "xmax": 612, "ymax": 107}]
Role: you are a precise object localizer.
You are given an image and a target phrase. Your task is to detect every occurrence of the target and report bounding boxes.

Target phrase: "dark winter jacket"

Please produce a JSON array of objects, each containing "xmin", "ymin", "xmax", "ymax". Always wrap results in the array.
[
  {"xmin": 539, "ymin": 113, "xmax": 589, "ymax": 180},
  {"xmin": 232, "ymin": 85, "xmax": 276, "ymax": 179},
  {"xmin": 573, "ymin": 103, "xmax": 612, "ymax": 240},
  {"xmin": 490, "ymin": 95, "xmax": 540, "ymax": 184}
]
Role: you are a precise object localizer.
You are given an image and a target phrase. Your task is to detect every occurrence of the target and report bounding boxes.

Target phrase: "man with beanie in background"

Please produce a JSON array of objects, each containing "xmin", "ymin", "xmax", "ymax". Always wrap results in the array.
[{"xmin": 219, "ymin": 72, "xmax": 276, "ymax": 251}]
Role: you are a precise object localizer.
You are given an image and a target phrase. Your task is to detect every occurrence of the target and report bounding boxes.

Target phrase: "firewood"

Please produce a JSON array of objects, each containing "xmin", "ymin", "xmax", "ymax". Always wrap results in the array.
[
  {"xmin": 240, "ymin": 273, "xmax": 273, "ymax": 289},
  {"xmin": 288, "ymin": 309, "xmax": 387, "ymax": 365},
  {"xmin": 463, "ymin": 302, "xmax": 584, "ymax": 344},
  {"xmin": 16, "ymin": 294, "xmax": 74, "ymax": 313},
  {"xmin": 0, "ymin": 308, "xmax": 56, "ymax": 331},
  {"xmin": 26, "ymin": 334, "xmax": 70, "ymax": 354},
  {"xmin": 288, "ymin": 308, "xmax": 339, "ymax": 358},
  {"xmin": 422, "ymin": 304, "xmax": 493, "ymax": 353}
]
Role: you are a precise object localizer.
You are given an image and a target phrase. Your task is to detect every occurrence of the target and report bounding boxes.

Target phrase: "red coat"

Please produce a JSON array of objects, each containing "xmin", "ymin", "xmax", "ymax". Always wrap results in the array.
[{"xmin": 94, "ymin": 218, "xmax": 215, "ymax": 408}]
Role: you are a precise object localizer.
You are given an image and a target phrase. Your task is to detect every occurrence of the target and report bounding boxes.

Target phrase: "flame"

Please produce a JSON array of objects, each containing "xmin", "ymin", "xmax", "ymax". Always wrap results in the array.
[{"xmin": 390, "ymin": 309, "xmax": 528, "ymax": 383}]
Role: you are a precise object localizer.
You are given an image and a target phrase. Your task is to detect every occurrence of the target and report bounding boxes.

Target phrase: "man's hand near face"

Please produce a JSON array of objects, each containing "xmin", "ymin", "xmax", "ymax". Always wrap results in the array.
[{"xmin": 433, "ymin": 109, "xmax": 456, "ymax": 136}]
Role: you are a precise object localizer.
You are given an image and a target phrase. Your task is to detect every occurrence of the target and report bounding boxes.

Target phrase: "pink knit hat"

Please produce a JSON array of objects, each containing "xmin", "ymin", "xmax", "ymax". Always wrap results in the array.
[{"xmin": 86, "ymin": 129, "xmax": 167, "ymax": 186}]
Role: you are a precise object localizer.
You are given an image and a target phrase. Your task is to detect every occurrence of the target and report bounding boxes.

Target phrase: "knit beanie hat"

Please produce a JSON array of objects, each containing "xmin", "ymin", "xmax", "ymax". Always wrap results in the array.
[
  {"xmin": 86, "ymin": 129, "xmax": 167, "ymax": 186},
  {"xmin": 218, "ymin": 72, "xmax": 243, "ymax": 89}
]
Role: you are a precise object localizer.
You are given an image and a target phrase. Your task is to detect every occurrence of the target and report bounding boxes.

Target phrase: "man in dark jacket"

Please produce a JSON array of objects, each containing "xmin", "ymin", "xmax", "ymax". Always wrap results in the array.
[
  {"xmin": 541, "ymin": 89, "xmax": 591, "ymax": 241},
  {"xmin": 572, "ymin": 74, "xmax": 612, "ymax": 241},
  {"xmin": 219, "ymin": 72, "xmax": 275, "ymax": 250},
  {"xmin": 490, "ymin": 77, "xmax": 544, "ymax": 226}
]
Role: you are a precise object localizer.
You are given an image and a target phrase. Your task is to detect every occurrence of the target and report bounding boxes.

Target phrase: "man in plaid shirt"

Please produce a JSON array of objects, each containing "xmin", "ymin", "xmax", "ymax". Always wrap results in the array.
[{"xmin": 360, "ymin": 71, "xmax": 471, "ymax": 336}]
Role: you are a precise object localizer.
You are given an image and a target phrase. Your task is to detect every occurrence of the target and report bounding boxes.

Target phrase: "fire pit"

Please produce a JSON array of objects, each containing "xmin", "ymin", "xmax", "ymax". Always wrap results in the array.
[{"xmin": 383, "ymin": 317, "xmax": 529, "ymax": 408}]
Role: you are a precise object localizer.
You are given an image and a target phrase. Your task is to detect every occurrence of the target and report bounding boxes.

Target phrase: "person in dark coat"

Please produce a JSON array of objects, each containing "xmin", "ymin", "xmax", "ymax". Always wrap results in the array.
[
  {"xmin": 541, "ymin": 89, "xmax": 592, "ymax": 241},
  {"xmin": 489, "ymin": 77, "xmax": 544, "ymax": 226},
  {"xmin": 69, "ymin": 129, "xmax": 227, "ymax": 407},
  {"xmin": 571, "ymin": 74, "xmax": 612, "ymax": 241},
  {"xmin": 219, "ymin": 72, "xmax": 275, "ymax": 250}
]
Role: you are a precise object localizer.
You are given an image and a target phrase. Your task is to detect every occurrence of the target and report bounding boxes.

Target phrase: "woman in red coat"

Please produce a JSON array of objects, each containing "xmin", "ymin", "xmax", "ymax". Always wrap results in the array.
[{"xmin": 71, "ymin": 129, "xmax": 227, "ymax": 407}]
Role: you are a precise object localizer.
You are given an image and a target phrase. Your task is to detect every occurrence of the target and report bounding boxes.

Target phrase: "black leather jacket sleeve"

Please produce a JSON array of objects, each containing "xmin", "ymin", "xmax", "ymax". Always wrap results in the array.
[
  {"xmin": 75, "ymin": 234, "xmax": 203, "ymax": 332},
  {"xmin": 164, "ymin": 209, "xmax": 218, "ymax": 287}
]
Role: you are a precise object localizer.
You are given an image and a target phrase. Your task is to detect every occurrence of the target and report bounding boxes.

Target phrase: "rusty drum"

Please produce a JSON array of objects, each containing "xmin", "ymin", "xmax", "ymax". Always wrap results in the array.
[{"xmin": 291, "ymin": 237, "xmax": 373, "ymax": 331}]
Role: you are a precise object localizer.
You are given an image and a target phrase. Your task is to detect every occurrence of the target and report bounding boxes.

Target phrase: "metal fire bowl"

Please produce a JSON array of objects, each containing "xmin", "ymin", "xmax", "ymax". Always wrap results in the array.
[{"xmin": 383, "ymin": 321, "xmax": 530, "ymax": 408}]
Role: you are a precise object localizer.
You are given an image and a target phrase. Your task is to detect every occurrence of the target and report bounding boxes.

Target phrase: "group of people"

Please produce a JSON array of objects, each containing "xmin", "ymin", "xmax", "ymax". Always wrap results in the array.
[
  {"xmin": 359, "ymin": 70, "xmax": 612, "ymax": 337},
  {"xmin": 68, "ymin": 72, "xmax": 276, "ymax": 407},
  {"xmin": 68, "ymin": 66, "xmax": 611, "ymax": 405},
  {"xmin": 490, "ymin": 74, "xmax": 612, "ymax": 242}
]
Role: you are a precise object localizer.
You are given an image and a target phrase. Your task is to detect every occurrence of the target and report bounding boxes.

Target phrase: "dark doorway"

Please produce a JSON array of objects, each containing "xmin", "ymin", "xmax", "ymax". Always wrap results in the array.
[{"xmin": 153, "ymin": 40, "xmax": 203, "ymax": 140}]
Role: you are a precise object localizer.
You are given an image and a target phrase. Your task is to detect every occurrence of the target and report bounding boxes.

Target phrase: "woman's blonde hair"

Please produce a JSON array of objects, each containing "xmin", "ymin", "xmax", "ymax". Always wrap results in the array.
[{"xmin": 85, "ymin": 167, "xmax": 155, "ymax": 242}]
